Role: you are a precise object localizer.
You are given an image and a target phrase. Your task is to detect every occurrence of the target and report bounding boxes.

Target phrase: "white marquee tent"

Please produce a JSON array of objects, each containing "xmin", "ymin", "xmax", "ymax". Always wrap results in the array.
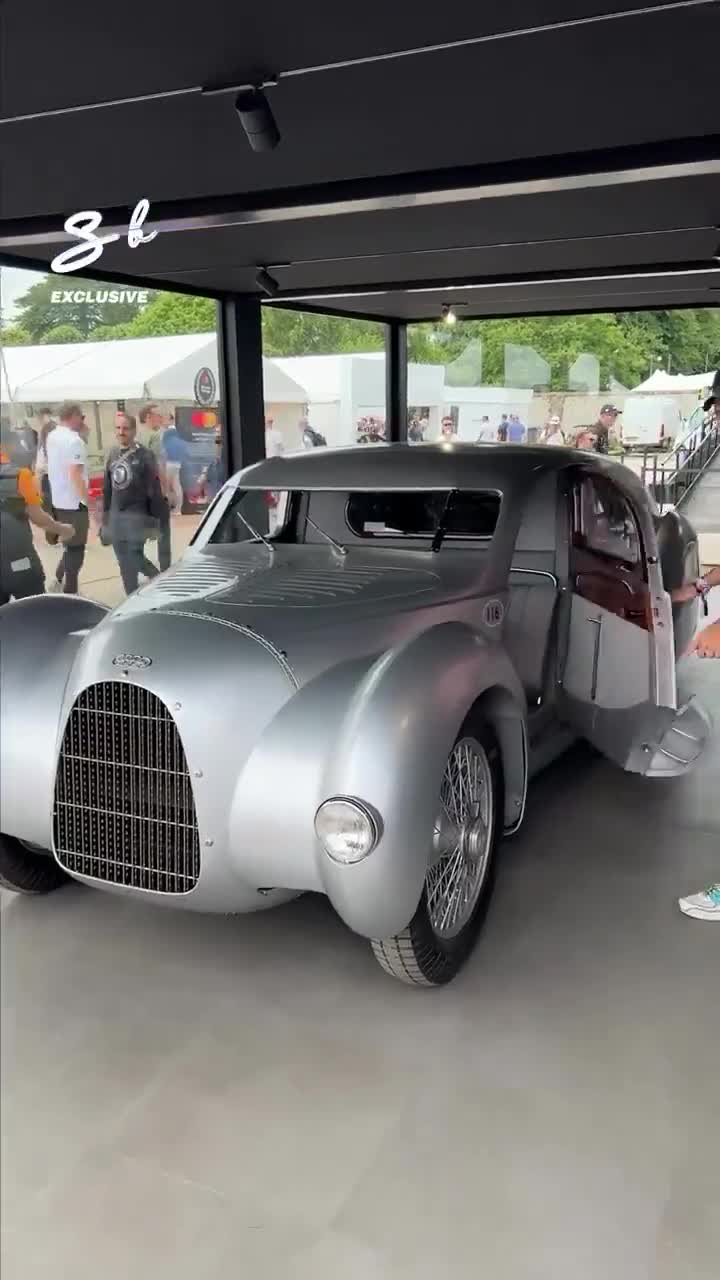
[
  {"xmin": 1, "ymin": 333, "xmax": 306, "ymax": 405},
  {"xmin": 631, "ymin": 368, "xmax": 717, "ymax": 394}
]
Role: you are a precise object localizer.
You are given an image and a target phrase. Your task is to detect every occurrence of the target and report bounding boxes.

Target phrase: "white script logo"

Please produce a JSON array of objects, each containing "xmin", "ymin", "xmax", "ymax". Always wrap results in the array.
[
  {"xmin": 50, "ymin": 199, "xmax": 157, "ymax": 274},
  {"xmin": 49, "ymin": 289, "xmax": 150, "ymax": 305}
]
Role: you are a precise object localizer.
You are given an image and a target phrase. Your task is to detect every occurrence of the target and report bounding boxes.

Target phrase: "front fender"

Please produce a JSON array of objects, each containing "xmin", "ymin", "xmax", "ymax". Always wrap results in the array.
[
  {"xmin": 231, "ymin": 621, "xmax": 525, "ymax": 939},
  {"xmin": 319, "ymin": 621, "xmax": 525, "ymax": 938},
  {"xmin": 0, "ymin": 595, "xmax": 109, "ymax": 846}
]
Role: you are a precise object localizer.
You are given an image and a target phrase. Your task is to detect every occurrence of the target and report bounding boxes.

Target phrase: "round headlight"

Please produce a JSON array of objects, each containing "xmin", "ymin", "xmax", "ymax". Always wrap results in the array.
[{"xmin": 314, "ymin": 798, "xmax": 380, "ymax": 865}]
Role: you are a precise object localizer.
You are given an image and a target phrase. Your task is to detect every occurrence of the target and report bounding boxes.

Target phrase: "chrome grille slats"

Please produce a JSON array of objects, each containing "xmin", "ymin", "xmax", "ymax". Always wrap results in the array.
[{"xmin": 53, "ymin": 682, "xmax": 200, "ymax": 894}]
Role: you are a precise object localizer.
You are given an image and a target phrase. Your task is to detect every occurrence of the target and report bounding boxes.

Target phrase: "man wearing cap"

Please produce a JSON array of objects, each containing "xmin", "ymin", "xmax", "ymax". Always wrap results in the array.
[{"xmin": 575, "ymin": 403, "xmax": 621, "ymax": 454}]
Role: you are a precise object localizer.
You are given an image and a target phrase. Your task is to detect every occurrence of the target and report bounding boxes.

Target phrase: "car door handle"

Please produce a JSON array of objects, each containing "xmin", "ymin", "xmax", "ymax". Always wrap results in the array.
[{"xmin": 587, "ymin": 615, "xmax": 602, "ymax": 701}]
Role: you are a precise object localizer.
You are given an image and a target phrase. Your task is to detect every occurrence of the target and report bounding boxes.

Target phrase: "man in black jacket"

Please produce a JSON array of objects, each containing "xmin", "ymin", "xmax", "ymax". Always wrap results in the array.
[{"xmin": 102, "ymin": 413, "xmax": 163, "ymax": 595}]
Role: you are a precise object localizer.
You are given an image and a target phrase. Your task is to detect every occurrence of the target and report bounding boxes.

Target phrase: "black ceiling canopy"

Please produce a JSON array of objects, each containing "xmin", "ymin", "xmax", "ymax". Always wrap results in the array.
[{"xmin": 1, "ymin": 0, "xmax": 718, "ymax": 321}]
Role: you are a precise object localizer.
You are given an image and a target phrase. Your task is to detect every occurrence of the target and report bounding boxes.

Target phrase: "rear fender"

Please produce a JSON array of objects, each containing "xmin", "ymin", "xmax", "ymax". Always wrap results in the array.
[{"xmin": 0, "ymin": 595, "xmax": 109, "ymax": 846}]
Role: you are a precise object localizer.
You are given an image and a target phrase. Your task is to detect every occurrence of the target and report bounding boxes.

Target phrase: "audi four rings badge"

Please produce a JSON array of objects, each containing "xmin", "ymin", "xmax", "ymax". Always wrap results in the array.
[{"xmin": 112, "ymin": 654, "xmax": 153, "ymax": 669}]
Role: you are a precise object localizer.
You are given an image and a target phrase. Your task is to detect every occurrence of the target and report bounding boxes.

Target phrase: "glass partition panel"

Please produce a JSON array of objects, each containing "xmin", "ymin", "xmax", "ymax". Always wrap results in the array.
[
  {"xmin": 406, "ymin": 308, "xmax": 719, "ymax": 455},
  {"xmin": 261, "ymin": 307, "xmax": 386, "ymax": 452}
]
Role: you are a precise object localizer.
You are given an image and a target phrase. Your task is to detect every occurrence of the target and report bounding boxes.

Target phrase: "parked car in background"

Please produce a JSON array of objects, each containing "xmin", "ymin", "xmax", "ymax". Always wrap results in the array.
[
  {"xmin": 620, "ymin": 395, "xmax": 683, "ymax": 449},
  {"xmin": 0, "ymin": 444, "xmax": 709, "ymax": 985}
]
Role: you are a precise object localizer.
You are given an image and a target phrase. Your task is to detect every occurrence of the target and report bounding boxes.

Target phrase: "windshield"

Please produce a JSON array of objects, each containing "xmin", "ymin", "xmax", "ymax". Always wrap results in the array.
[
  {"xmin": 209, "ymin": 489, "xmax": 292, "ymax": 544},
  {"xmin": 208, "ymin": 487, "xmax": 500, "ymax": 548}
]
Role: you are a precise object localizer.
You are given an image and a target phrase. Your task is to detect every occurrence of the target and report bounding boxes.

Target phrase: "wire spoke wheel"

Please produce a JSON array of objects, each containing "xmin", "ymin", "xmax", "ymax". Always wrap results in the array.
[
  {"xmin": 371, "ymin": 715, "xmax": 501, "ymax": 986},
  {"xmin": 426, "ymin": 737, "xmax": 493, "ymax": 940}
]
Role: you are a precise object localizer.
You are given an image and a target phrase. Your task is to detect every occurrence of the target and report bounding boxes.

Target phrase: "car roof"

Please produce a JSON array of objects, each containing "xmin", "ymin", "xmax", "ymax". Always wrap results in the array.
[{"xmin": 236, "ymin": 441, "xmax": 652, "ymax": 508}]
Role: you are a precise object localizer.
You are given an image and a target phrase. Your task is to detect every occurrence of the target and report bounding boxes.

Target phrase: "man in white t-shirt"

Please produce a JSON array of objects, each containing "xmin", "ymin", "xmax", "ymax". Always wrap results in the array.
[{"xmin": 46, "ymin": 401, "xmax": 89, "ymax": 594}]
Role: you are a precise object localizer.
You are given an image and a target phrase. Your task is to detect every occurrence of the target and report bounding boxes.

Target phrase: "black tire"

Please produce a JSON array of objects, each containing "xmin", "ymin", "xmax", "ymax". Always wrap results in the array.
[
  {"xmin": 371, "ymin": 714, "xmax": 502, "ymax": 986},
  {"xmin": 0, "ymin": 833, "xmax": 68, "ymax": 895}
]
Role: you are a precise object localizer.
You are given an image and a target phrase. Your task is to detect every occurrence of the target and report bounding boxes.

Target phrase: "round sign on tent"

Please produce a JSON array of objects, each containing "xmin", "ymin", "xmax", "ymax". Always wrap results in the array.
[{"xmin": 193, "ymin": 366, "xmax": 217, "ymax": 406}]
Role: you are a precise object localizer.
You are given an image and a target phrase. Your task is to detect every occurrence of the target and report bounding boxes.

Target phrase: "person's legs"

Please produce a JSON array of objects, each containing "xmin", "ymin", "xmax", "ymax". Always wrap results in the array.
[
  {"xmin": 10, "ymin": 563, "xmax": 45, "ymax": 600},
  {"xmin": 54, "ymin": 507, "xmax": 88, "ymax": 594},
  {"xmin": 51, "ymin": 548, "xmax": 65, "ymax": 590},
  {"xmin": 156, "ymin": 505, "xmax": 172, "ymax": 571},
  {"xmin": 62, "ymin": 544, "xmax": 85, "ymax": 594},
  {"xmin": 112, "ymin": 537, "xmax": 141, "ymax": 595},
  {"xmin": 166, "ymin": 462, "xmax": 183, "ymax": 513},
  {"xmin": 140, "ymin": 548, "xmax": 159, "ymax": 578}
]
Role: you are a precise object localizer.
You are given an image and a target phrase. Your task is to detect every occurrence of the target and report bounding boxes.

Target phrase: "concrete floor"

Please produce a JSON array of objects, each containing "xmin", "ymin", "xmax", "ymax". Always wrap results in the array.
[
  {"xmin": 2, "ymin": 661, "xmax": 719, "ymax": 1278},
  {"xmin": 32, "ymin": 513, "xmax": 202, "ymax": 608}
]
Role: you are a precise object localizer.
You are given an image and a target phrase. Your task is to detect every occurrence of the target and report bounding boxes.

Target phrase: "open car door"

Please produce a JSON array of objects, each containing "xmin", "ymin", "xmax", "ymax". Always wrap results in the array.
[{"xmin": 559, "ymin": 472, "xmax": 710, "ymax": 776}]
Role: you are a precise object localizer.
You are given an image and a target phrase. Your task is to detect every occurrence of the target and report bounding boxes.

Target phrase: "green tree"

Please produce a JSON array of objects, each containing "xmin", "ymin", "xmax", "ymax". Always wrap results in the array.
[
  {"xmin": 261, "ymin": 308, "xmax": 384, "ymax": 355},
  {"xmin": 38, "ymin": 323, "xmax": 84, "ymax": 344},
  {"xmin": 13, "ymin": 274, "xmax": 154, "ymax": 341},
  {"xmin": 409, "ymin": 312, "xmax": 670, "ymax": 389},
  {"xmin": 124, "ymin": 292, "xmax": 217, "ymax": 337},
  {"xmin": 0, "ymin": 324, "xmax": 32, "ymax": 346},
  {"xmin": 91, "ymin": 323, "xmax": 133, "ymax": 341}
]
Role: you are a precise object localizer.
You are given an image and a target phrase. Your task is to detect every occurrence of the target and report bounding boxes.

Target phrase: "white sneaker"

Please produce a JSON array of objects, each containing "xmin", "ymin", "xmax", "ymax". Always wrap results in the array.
[
  {"xmin": 48, "ymin": 578, "xmax": 63, "ymax": 593},
  {"xmin": 678, "ymin": 884, "xmax": 720, "ymax": 921}
]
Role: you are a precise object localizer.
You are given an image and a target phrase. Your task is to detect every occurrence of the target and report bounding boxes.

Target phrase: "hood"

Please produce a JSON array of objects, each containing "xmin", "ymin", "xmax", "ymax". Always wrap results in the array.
[
  {"xmin": 112, "ymin": 542, "xmax": 448, "ymax": 630},
  {"xmin": 105, "ymin": 543, "xmax": 486, "ymax": 688}
]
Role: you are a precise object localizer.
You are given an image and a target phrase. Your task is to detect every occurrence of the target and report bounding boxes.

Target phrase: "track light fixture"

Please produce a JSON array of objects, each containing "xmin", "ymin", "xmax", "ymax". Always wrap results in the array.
[
  {"xmin": 256, "ymin": 266, "xmax": 280, "ymax": 296},
  {"xmin": 235, "ymin": 88, "xmax": 280, "ymax": 152}
]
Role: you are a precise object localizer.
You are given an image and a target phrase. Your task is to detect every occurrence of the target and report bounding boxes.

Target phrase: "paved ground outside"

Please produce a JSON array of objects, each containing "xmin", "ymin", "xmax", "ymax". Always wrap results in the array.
[{"xmin": 33, "ymin": 514, "xmax": 202, "ymax": 608}]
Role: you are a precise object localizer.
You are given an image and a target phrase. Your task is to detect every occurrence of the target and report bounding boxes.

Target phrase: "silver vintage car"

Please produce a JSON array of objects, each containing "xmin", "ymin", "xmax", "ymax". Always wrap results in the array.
[{"xmin": 0, "ymin": 444, "xmax": 711, "ymax": 984}]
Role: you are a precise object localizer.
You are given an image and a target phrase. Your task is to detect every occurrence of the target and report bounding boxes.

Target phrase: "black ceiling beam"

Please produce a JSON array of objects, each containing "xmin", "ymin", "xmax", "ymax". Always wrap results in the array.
[
  {"xmin": 272, "ymin": 260, "xmax": 720, "ymax": 304},
  {"xmin": 266, "ymin": 296, "xmax": 716, "ymax": 325},
  {"xmin": 0, "ymin": 135, "xmax": 718, "ymax": 251},
  {"xmin": 262, "ymin": 224, "xmax": 716, "ymax": 274}
]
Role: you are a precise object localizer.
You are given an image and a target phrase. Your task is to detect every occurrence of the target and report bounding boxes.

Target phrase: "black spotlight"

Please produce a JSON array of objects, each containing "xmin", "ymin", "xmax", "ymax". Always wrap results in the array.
[
  {"xmin": 235, "ymin": 88, "xmax": 280, "ymax": 152},
  {"xmin": 255, "ymin": 267, "xmax": 280, "ymax": 297}
]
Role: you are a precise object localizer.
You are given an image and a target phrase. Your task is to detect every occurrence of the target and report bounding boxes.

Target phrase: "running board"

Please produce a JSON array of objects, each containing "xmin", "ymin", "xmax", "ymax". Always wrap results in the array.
[{"xmin": 635, "ymin": 697, "xmax": 712, "ymax": 778}]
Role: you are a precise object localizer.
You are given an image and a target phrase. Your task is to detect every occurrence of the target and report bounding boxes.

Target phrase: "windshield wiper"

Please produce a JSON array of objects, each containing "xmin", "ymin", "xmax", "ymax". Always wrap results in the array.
[
  {"xmin": 305, "ymin": 515, "xmax": 347, "ymax": 558},
  {"xmin": 235, "ymin": 507, "xmax": 275, "ymax": 558},
  {"xmin": 431, "ymin": 490, "xmax": 457, "ymax": 553}
]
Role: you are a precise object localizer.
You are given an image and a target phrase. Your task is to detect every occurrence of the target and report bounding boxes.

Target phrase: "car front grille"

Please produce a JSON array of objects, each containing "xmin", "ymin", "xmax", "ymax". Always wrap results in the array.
[{"xmin": 53, "ymin": 682, "xmax": 200, "ymax": 894}]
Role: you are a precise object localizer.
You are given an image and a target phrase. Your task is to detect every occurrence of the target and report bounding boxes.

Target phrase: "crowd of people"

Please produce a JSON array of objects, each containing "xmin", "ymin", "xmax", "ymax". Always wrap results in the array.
[
  {"xmin": 405, "ymin": 404, "xmax": 622, "ymax": 450},
  {"xmin": 0, "ymin": 401, "xmax": 228, "ymax": 603}
]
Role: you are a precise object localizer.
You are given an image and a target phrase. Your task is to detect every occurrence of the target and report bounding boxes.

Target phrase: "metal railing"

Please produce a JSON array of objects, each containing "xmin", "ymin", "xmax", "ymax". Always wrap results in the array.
[{"xmin": 634, "ymin": 419, "xmax": 720, "ymax": 511}]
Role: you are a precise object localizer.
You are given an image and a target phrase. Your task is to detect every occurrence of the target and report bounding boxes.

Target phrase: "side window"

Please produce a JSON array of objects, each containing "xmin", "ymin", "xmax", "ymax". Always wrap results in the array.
[{"xmin": 576, "ymin": 476, "xmax": 642, "ymax": 570}]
